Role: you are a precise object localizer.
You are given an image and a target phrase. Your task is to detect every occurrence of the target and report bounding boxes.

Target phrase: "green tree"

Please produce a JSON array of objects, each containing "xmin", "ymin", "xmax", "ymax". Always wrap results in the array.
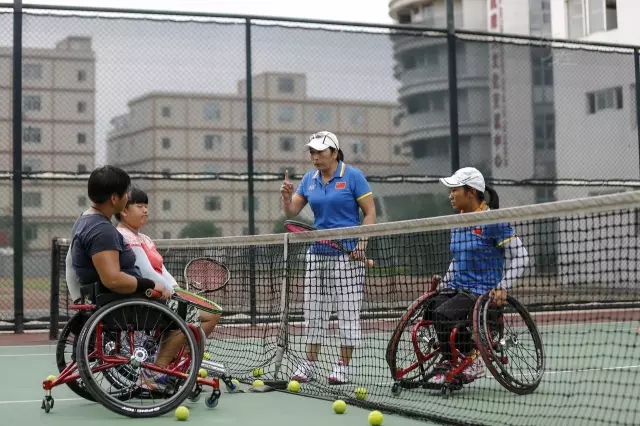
[
  {"xmin": 272, "ymin": 215, "xmax": 312, "ymax": 234},
  {"xmin": 179, "ymin": 221, "xmax": 222, "ymax": 239}
]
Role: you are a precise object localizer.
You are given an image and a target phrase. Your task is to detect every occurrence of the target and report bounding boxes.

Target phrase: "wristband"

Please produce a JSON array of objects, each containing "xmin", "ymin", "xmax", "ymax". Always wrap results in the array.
[{"xmin": 136, "ymin": 277, "xmax": 155, "ymax": 293}]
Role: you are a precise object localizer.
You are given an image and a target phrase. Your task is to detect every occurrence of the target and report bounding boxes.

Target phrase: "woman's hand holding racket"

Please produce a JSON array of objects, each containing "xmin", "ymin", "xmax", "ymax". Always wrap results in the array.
[
  {"xmin": 153, "ymin": 282, "xmax": 172, "ymax": 301},
  {"xmin": 284, "ymin": 220, "xmax": 374, "ymax": 267}
]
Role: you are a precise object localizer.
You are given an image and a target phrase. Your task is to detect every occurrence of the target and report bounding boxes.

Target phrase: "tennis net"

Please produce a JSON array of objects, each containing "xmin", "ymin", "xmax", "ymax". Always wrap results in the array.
[{"xmin": 50, "ymin": 190, "xmax": 640, "ymax": 426}]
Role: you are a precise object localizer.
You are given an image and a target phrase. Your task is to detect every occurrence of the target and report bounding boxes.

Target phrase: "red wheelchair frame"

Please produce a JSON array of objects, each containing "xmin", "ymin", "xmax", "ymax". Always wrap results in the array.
[
  {"xmin": 42, "ymin": 292, "xmax": 226, "ymax": 417},
  {"xmin": 386, "ymin": 286, "xmax": 545, "ymax": 398}
]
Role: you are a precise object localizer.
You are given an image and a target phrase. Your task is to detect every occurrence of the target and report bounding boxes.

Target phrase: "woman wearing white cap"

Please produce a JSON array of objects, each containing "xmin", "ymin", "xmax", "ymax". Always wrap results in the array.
[
  {"xmin": 426, "ymin": 167, "xmax": 529, "ymax": 384},
  {"xmin": 279, "ymin": 131, "xmax": 376, "ymax": 385}
]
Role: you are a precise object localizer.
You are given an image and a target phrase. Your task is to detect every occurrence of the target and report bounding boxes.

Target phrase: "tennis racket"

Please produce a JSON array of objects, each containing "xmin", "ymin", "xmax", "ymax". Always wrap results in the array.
[
  {"xmin": 183, "ymin": 257, "xmax": 230, "ymax": 294},
  {"xmin": 284, "ymin": 220, "xmax": 374, "ymax": 267},
  {"xmin": 146, "ymin": 287, "xmax": 223, "ymax": 315}
]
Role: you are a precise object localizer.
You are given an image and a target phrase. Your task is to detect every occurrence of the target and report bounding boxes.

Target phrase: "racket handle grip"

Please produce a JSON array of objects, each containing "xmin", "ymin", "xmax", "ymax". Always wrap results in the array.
[{"xmin": 145, "ymin": 289, "xmax": 160, "ymax": 298}]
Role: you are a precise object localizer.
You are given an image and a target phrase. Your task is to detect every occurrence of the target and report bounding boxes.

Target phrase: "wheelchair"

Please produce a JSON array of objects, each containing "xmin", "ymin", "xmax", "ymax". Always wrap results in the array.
[
  {"xmin": 385, "ymin": 287, "xmax": 545, "ymax": 398},
  {"xmin": 42, "ymin": 282, "xmax": 240, "ymax": 418}
]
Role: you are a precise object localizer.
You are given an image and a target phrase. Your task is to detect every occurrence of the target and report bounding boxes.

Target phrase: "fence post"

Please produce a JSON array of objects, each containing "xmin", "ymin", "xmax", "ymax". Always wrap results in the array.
[
  {"xmin": 49, "ymin": 238, "xmax": 60, "ymax": 340},
  {"xmin": 634, "ymin": 48, "xmax": 640, "ymax": 176},
  {"xmin": 12, "ymin": 0, "xmax": 24, "ymax": 334},
  {"xmin": 245, "ymin": 18, "xmax": 257, "ymax": 325},
  {"xmin": 446, "ymin": 0, "xmax": 460, "ymax": 173}
]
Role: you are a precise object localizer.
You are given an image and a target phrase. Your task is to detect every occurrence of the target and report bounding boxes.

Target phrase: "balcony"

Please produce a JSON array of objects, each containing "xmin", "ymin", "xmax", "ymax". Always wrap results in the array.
[{"xmin": 400, "ymin": 111, "xmax": 489, "ymax": 141}]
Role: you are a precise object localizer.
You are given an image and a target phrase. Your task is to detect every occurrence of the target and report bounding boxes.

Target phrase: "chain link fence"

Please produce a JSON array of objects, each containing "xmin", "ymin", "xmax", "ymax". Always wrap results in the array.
[{"xmin": 0, "ymin": 5, "xmax": 639, "ymax": 330}]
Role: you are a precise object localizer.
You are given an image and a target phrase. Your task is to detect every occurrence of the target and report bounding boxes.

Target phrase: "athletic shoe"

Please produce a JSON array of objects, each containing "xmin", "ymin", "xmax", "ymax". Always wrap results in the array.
[
  {"xmin": 462, "ymin": 357, "xmax": 485, "ymax": 382},
  {"xmin": 292, "ymin": 360, "xmax": 316, "ymax": 383},
  {"xmin": 140, "ymin": 369, "xmax": 170, "ymax": 392},
  {"xmin": 328, "ymin": 360, "xmax": 349, "ymax": 385}
]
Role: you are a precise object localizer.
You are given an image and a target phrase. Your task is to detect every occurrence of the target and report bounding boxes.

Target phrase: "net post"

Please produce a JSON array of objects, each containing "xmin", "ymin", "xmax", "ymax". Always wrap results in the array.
[
  {"xmin": 12, "ymin": 0, "xmax": 24, "ymax": 334},
  {"xmin": 49, "ymin": 238, "xmax": 60, "ymax": 340},
  {"xmin": 271, "ymin": 232, "xmax": 290, "ymax": 382}
]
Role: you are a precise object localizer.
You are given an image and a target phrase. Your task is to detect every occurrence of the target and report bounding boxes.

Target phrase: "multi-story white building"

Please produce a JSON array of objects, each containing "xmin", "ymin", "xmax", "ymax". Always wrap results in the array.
[
  {"xmin": 0, "ymin": 36, "xmax": 96, "ymax": 251},
  {"xmin": 106, "ymin": 72, "xmax": 406, "ymax": 238}
]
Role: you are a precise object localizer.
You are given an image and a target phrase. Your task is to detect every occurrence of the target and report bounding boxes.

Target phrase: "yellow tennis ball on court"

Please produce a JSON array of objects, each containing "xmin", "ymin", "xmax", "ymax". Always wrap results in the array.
[
  {"xmin": 198, "ymin": 368, "xmax": 208, "ymax": 378},
  {"xmin": 287, "ymin": 380, "xmax": 300, "ymax": 392},
  {"xmin": 252, "ymin": 379, "xmax": 264, "ymax": 387},
  {"xmin": 203, "ymin": 352, "xmax": 211, "ymax": 360},
  {"xmin": 175, "ymin": 406, "xmax": 190, "ymax": 421},
  {"xmin": 46, "ymin": 375, "xmax": 56, "ymax": 382},
  {"xmin": 355, "ymin": 386, "xmax": 367, "ymax": 400},
  {"xmin": 368, "ymin": 410, "xmax": 383, "ymax": 426},
  {"xmin": 252, "ymin": 367, "xmax": 263, "ymax": 377},
  {"xmin": 231, "ymin": 378, "xmax": 240, "ymax": 386},
  {"xmin": 333, "ymin": 399, "xmax": 347, "ymax": 414}
]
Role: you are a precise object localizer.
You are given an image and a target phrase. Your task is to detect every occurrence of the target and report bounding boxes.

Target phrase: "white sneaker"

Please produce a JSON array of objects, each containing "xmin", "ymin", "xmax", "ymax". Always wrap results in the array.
[
  {"xmin": 427, "ymin": 361, "xmax": 451, "ymax": 385},
  {"xmin": 462, "ymin": 357, "xmax": 485, "ymax": 382},
  {"xmin": 328, "ymin": 361, "xmax": 349, "ymax": 385},
  {"xmin": 292, "ymin": 360, "xmax": 316, "ymax": 383}
]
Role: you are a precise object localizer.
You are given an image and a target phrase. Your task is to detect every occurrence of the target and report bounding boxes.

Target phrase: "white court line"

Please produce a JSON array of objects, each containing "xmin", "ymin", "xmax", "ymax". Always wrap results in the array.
[
  {"xmin": 547, "ymin": 365, "xmax": 640, "ymax": 374},
  {"xmin": 0, "ymin": 397, "xmax": 82, "ymax": 405},
  {"xmin": 0, "ymin": 353, "xmax": 50, "ymax": 357}
]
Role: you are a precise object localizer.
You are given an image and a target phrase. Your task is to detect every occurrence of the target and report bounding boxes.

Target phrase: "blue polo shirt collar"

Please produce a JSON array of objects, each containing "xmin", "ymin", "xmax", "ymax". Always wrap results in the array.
[{"xmin": 312, "ymin": 161, "xmax": 346, "ymax": 183}]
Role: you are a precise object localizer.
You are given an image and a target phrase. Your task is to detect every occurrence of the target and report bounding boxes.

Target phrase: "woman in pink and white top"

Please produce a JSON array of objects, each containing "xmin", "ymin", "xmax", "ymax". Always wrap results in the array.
[{"xmin": 115, "ymin": 187, "xmax": 220, "ymax": 391}]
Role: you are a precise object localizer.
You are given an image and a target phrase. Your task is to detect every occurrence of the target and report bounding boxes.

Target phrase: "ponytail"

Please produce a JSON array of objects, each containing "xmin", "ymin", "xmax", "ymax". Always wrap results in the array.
[
  {"xmin": 337, "ymin": 149, "xmax": 344, "ymax": 162},
  {"xmin": 484, "ymin": 186, "xmax": 500, "ymax": 209}
]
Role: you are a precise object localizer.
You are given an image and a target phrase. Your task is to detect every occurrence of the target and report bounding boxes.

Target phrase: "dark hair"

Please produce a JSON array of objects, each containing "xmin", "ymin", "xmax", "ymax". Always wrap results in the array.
[
  {"xmin": 87, "ymin": 165, "xmax": 131, "ymax": 204},
  {"xmin": 114, "ymin": 187, "xmax": 149, "ymax": 221},
  {"xmin": 329, "ymin": 147, "xmax": 344, "ymax": 162},
  {"xmin": 464, "ymin": 185, "xmax": 500, "ymax": 209}
]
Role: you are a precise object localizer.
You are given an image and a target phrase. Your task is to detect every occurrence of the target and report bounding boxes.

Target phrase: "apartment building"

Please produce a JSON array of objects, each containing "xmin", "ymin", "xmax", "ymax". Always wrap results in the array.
[
  {"xmin": 106, "ymin": 72, "xmax": 406, "ymax": 238},
  {"xmin": 0, "ymin": 36, "xmax": 96, "ymax": 251}
]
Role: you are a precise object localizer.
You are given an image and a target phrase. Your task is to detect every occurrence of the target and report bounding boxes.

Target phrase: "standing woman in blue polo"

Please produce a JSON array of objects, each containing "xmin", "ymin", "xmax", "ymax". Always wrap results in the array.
[
  {"xmin": 280, "ymin": 131, "xmax": 376, "ymax": 385},
  {"xmin": 427, "ymin": 167, "xmax": 530, "ymax": 385}
]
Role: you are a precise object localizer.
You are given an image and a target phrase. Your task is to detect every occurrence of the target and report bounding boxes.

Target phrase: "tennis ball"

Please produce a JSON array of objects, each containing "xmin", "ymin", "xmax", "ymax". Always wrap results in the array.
[
  {"xmin": 46, "ymin": 375, "xmax": 56, "ymax": 382},
  {"xmin": 252, "ymin": 379, "xmax": 264, "ymax": 387},
  {"xmin": 355, "ymin": 386, "xmax": 367, "ymax": 400},
  {"xmin": 198, "ymin": 368, "xmax": 208, "ymax": 378},
  {"xmin": 368, "ymin": 410, "xmax": 383, "ymax": 426},
  {"xmin": 231, "ymin": 378, "xmax": 240, "ymax": 387},
  {"xmin": 287, "ymin": 380, "xmax": 300, "ymax": 392},
  {"xmin": 252, "ymin": 367, "xmax": 263, "ymax": 377},
  {"xmin": 175, "ymin": 406, "xmax": 190, "ymax": 421},
  {"xmin": 333, "ymin": 399, "xmax": 347, "ymax": 414},
  {"xmin": 203, "ymin": 352, "xmax": 211, "ymax": 360}
]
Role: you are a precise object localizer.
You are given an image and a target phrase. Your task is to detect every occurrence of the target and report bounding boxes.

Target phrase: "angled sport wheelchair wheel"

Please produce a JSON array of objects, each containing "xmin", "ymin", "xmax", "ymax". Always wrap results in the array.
[
  {"xmin": 76, "ymin": 298, "xmax": 200, "ymax": 418},
  {"xmin": 386, "ymin": 291, "xmax": 441, "ymax": 395},
  {"xmin": 56, "ymin": 312, "xmax": 95, "ymax": 401},
  {"xmin": 473, "ymin": 292, "xmax": 545, "ymax": 395}
]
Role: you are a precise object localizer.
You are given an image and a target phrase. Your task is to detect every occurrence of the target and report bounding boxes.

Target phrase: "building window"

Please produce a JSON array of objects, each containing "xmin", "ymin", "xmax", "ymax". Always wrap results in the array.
[
  {"xmin": 77, "ymin": 133, "xmax": 86, "ymax": 144},
  {"xmin": 350, "ymin": 139, "xmax": 366, "ymax": 156},
  {"xmin": 566, "ymin": 0, "xmax": 617, "ymax": 38},
  {"xmin": 25, "ymin": 224, "xmax": 38, "ymax": 241},
  {"xmin": 316, "ymin": 107, "xmax": 331, "ymax": 124},
  {"xmin": 161, "ymin": 106, "xmax": 171, "ymax": 118},
  {"xmin": 242, "ymin": 135, "xmax": 259, "ymax": 151},
  {"xmin": 535, "ymin": 187, "xmax": 556, "ymax": 203},
  {"xmin": 204, "ymin": 134, "xmax": 221, "ymax": 150},
  {"xmin": 77, "ymin": 101, "xmax": 87, "ymax": 113},
  {"xmin": 279, "ymin": 136, "xmax": 295, "ymax": 152},
  {"xmin": 161, "ymin": 168, "xmax": 171, "ymax": 174},
  {"xmin": 162, "ymin": 137, "xmax": 171, "ymax": 149},
  {"xmin": 242, "ymin": 196, "xmax": 259, "ymax": 212},
  {"xmin": 406, "ymin": 92, "xmax": 445, "ymax": 114},
  {"xmin": 23, "ymin": 192, "xmax": 42, "ymax": 207},
  {"xmin": 162, "ymin": 231, "xmax": 171, "ymax": 239},
  {"xmin": 77, "ymin": 70, "xmax": 87, "ymax": 82},
  {"xmin": 278, "ymin": 77, "xmax": 294, "ymax": 93},
  {"xmin": 349, "ymin": 108, "xmax": 366, "ymax": 126},
  {"xmin": 77, "ymin": 164, "xmax": 87, "ymax": 173},
  {"xmin": 23, "ymin": 95, "xmax": 41, "ymax": 111},
  {"xmin": 534, "ymin": 110, "xmax": 555, "ymax": 149},
  {"xmin": 77, "ymin": 195, "xmax": 87, "ymax": 207},
  {"xmin": 23, "ymin": 158, "xmax": 41, "ymax": 173},
  {"xmin": 162, "ymin": 200, "xmax": 171, "ymax": 211},
  {"xmin": 586, "ymin": 86, "xmax": 623, "ymax": 114},
  {"xmin": 204, "ymin": 103, "xmax": 221, "ymax": 120},
  {"xmin": 23, "ymin": 127, "xmax": 41, "ymax": 143},
  {"xmin": 23, "ymin": 63, "xmax": 42, "ymax": 80},
  {"xmin": 394, "ymin": 145, "xmax": 402, "ymax": 155},
  {"xmin": 279, "ymin": 106, "xmax": 295, "ymax": 123},
  {"xmin": 204, "ymin": 196, "xmax": 221, "ymax": 211},
  {"xmin": 631, "ymin": 84, "xmax": 637, "ymax": 129},
  {"xmin": 203, "ymin": 164, "xmax": 217, "ymax": 174}
]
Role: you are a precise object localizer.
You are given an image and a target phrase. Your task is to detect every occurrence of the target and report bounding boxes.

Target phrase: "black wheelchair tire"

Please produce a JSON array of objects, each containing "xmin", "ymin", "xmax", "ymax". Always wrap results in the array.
[
  {"xmin": 76, "ymin": 298, "xmax": 200, "ymax": 418},
  {"xmin": 56, "ymin": 312, "xmax": 95, "ymax": 402}
]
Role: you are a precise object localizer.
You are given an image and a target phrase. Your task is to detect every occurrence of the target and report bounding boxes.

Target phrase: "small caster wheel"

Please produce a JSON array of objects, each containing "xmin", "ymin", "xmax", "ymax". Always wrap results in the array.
[
  {"xmin": 188, "ymin": 385, "xmax": 202, "ymax": 403},
  {"xmin": 391, "ymin": 382, "xmax": 402, "ymax": 396},
  {"xmin": 225, "ymin": 380, "xmax": 238, "ymax": 393},
  {"xmin": 440, "ymin": 386, "xmax": 453, "ymax": 399},
  {"xmin": 49, "ymin": 397, "xmax": 55, "ymax": 409},
  {"xmin": 41, "ymin": 397, "xmax": 52, "ymax": 413},
  {"xmin": 205, "ymin": 395, "xmax": 219, "ymax": 408}
]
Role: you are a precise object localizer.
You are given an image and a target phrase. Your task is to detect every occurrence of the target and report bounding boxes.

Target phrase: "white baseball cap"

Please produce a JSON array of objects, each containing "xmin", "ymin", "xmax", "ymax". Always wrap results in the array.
[
  {"xmin": 439, "ymin": 167, "xmax": 486, "ymax": 193},
  {"xmin": 306, "ymin": 131, "xmax": 340, "ymax": 151}
]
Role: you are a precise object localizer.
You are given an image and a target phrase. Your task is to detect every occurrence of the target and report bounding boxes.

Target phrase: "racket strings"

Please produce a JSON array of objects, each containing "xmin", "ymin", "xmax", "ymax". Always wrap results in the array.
[{"xmin": 186, "ymin": 260, "xmax": 228, "ymax": 292}]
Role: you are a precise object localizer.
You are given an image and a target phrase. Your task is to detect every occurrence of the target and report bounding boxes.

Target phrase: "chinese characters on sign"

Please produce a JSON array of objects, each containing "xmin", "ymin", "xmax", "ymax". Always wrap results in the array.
[{"xmin": 489, "ymin": 0, "xmax": 508, "ymax": 169}]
